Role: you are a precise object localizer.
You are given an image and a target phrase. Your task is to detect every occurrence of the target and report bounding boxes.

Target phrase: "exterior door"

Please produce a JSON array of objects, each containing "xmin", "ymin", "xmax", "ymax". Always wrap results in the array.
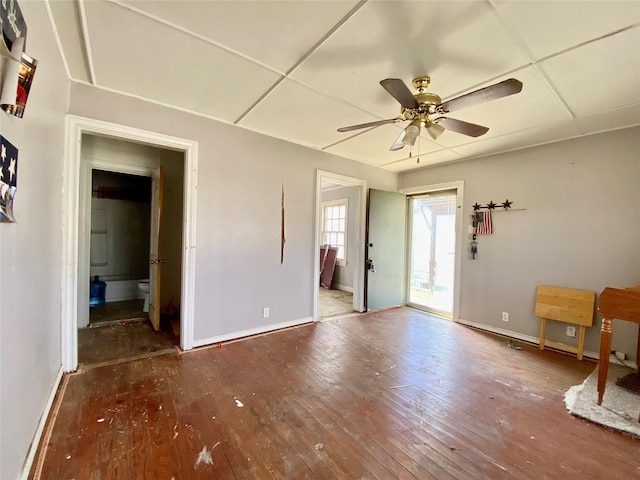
[
  {"xmin": 366, "ymin": 189, "xmax": 406, "ymax": 311},
  {"xmin": 149, "ymin": 166, "xmax": 164, "ymax": 331},
  {"xmin": 407, "ymin": 191, "xmax": 457, "ymax": 315}
]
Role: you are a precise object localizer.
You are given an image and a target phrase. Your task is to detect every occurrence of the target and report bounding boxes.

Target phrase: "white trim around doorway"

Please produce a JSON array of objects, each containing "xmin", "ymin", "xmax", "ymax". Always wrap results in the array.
[
  {"xmin": 62, "ymin": 115, "xmax": 198, "ymax": 372},
  {"xmin": 400, "ymin": 181, "xmax": 464, "ymax": 321},
  {"xmin": 314, "ymin": 170, "xmax": 367, "ymax": 320}
]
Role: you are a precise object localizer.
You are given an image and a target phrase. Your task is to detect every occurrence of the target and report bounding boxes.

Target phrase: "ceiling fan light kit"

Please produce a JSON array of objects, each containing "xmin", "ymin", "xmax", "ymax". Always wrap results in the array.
[{"xmin": 337, "ymin": 75, "xmax": 523, "ymax": 154}]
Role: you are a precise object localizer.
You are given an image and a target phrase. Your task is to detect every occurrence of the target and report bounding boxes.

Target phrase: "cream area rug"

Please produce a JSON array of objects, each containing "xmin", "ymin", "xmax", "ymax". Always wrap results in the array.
[{"xmin": 565, "ymin": 363, "xmax": 640, "ymax": 438}]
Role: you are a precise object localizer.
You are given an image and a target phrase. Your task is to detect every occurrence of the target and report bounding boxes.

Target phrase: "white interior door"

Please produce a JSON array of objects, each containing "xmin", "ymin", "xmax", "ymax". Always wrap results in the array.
[
  {"xmin": 366, "ymin": 189, "xmax": 407, "ymax": 311},
  {"xmin": 149, "ymin": 166, "xmax": 164, "ymax": 331}
]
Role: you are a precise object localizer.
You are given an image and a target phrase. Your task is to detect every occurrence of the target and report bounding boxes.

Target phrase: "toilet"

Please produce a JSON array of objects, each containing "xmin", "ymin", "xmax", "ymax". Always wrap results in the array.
[{"xmin": 138, "ymin": 279, "xmax": 150, "ymax": 313}]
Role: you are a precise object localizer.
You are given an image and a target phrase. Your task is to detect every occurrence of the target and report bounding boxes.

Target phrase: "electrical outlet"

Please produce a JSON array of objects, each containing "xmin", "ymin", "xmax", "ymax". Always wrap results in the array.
[
  {"xmin": 566, "ymin": 326, "xmax": 576, "ymax": 337},
  {"xmin": 262, "ymin": 307, "xmax": 269, "ymax": 318},
  {"xmin": 501, "ymin": 312, "xmax": 509, "ymax": 322}
]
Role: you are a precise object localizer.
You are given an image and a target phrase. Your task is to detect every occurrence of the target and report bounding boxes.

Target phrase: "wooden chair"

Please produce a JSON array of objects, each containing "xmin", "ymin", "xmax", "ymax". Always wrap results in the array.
[{"xmin": 535, "ymin": 285, "xmax": 595, "ymax": 360}]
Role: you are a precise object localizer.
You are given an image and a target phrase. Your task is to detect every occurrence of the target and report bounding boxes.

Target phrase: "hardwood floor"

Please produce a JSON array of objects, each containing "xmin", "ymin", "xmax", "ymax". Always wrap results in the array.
[
  {"xmin": 78, "ymin": 319, "xmax": 179, "ymax": 367},
  {"xmin": 34, "ymin": 308, "xmax": 639, "ymax": 479}
]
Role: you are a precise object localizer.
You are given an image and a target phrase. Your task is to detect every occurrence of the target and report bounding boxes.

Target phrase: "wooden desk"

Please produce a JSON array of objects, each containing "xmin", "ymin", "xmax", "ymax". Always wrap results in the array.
[{"xmin": 597, "ymin": 285, "xmax": 640, "ymax": 407}]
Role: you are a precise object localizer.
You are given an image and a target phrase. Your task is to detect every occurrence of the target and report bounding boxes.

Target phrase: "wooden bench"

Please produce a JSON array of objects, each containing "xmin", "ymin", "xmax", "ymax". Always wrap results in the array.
[{"xmin": 535, "ymin": 285, "xmax": 595, "ymax": 360}]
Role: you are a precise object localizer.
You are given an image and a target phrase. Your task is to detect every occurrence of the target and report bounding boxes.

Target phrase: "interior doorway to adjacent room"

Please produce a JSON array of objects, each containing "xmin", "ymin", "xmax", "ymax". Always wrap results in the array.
[
  {"xmin": 61, "ymin": 117, "xmax": 197, "ymax": 372},
  {"xmin": 77, "ymin": 138, "xmax": 185, "ymax": 366},
  {"xmin": 315, "ymin": 171, "xmax": 367, "ymax": 320}
]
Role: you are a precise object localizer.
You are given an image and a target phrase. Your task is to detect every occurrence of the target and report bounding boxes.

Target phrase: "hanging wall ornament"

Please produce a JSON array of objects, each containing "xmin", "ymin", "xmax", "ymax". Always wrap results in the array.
[
  {"xmin": 0, "ymin": 135, "xmax": 18, "ymax": 222},
  {"xmin": 471, "ymin": 240, "xmax": 478, "ymax": 259}
]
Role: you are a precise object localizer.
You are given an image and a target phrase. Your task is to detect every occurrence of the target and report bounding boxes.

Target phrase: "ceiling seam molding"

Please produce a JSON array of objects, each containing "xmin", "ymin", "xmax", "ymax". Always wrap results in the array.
[
  {"xmin": 487, "ymin": 0, "xmax": 574, "ymax": 119},
  {"xmin": 233, "ymin": 0, "xmax": 368, "ymax": 125},
  {"xmin": 43, "ymin": 0, "xmax": 72, "ymax": 80},
  {"xmin": 78, "ymin": 0, "xmax": 97, "ymax": 85},
  {"xmin": 110, "ymin": 0, "xmax": 286, "ymax": 78},
  {"xmin": 68, "ymin": 80, "xmax": 331, "ymax": 153}
]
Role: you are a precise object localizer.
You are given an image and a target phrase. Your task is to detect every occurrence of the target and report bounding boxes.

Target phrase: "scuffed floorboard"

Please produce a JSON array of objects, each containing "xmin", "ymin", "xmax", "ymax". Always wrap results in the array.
[{"xmin": 33, "ymin": 308, "xmax": 639, "ymax": 479}]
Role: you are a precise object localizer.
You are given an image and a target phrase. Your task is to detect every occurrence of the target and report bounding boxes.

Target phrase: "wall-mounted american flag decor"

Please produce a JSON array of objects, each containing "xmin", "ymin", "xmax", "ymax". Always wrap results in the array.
[
  {"xmin": 0, "ymin": 135, "xmax": 18, "ymax": 222},
  {"xmin": 475, "ymin": 211, "xmax": 493, "ymax": 235}
]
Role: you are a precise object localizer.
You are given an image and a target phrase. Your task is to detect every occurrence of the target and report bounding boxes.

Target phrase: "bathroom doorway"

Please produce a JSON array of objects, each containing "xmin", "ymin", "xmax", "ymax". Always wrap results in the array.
[
  {"xmin": 78, "ymin": 135, "xmax": 185, "ymax": 366},
  {"xmin": 88, "ymin": 170, "xmax": 151, "ymax": 327}
]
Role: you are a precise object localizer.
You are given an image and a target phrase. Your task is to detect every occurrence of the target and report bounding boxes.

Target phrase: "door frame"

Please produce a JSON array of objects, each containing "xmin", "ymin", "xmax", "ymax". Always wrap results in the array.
[
  {"xmin": 314, "ymin": 170, "xmax": 367, "ymax": 319},
  {"xmin": 79, "ymin": 161, "xmax": 159, "ymax": 329},
  {"xmin": 400, "ymin": 180, "xmax": 464, "ymax": 321},
  {"xmin": 62, "ymin": 115, "xmax": 198, "ymax": 372}
]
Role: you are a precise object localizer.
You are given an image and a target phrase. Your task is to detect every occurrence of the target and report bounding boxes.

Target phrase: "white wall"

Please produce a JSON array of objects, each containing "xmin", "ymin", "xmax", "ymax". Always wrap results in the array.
[
  {"xmin": 68, "ymin": 83, "xmax": 398, "ymax": 344},
  {"xmin": 321, "ymin": 185, "xmax": 360, "ymax": 290},
  {"xmin": 400, "ymin": 128, "xmax": 640, "ymax": 360},
  {"xmin": 0, "ymin": 2, "xmax": 70, "ymax": 478}
]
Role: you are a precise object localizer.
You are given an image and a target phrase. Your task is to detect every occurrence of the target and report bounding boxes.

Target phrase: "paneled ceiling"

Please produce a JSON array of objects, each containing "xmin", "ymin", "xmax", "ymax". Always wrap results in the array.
[{"xmin": 47, "ymin": 0, "xmax": 640, "ymax": 172}]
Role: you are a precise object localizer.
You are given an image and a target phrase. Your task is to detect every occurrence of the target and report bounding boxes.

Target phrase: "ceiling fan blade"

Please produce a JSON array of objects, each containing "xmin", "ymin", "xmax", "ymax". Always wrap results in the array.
[
  {"xmin": 337, "ymin": 117, "xmax": 402, "ymax": 132},
  {"xmin": 426, "ymin": 123, "xmax": 445, "ymax": 141},
  {"xmin": 389, "ymin": 129, "xmax": 406, "ymax": 151},
  {"xmin": 380, "ymin": 78, "xmax": 420, "ymax": 109},
  {"xmin": 438, "ymin": 78, "xmax": 523, "ymax": 113},
  {"xmin": 438, "ymin": 117, "xmax": 489, "ymax": 137}
]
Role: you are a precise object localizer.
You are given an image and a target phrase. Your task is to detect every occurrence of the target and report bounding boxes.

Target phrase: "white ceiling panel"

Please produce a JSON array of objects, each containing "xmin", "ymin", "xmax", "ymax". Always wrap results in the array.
[
  {"xmin": 494, "ymin": 0, "xmax": 640, "ymax": 60},
  {"xmin": 325, "ymin": 124, "xmax": 444, "ymax": 167},
  {"xmin": 239, "ymin": 78, "xmax": 383, "ymax": 149},
  {"xmin": 451, "ymin": 118, "xmax": 584, "ymax": 159},
  {"xmin": 576, "ymin": 104, "xmax": 640, "ymax": 135},
  {"xmin": 291, "ymin": 1, "xmax": 529, "ymax": 116},
  {"xmin": 48, "ymin": 1, "xmax": 640, "ymax": 174},
  {"xmin": 380, "ymin": 149, "xmax": 464, "ymax": 173},
  {"xmin": 85, "ymin": 1, "xmax": 282, "ymax": 122},
  {"xmin": 48, "ymin": 0, "xmax": 91, "ymax": 82},
  {"xmin": 120, "ymin": 0, "xmax": 360, "ymax": 73},
  {"xmin": 434, "ymin": 67, "xmax": 572, "ymax": 148},
  {"xmin": 541, "ymin": 27, "xmax": 640, "ymax": 117}
]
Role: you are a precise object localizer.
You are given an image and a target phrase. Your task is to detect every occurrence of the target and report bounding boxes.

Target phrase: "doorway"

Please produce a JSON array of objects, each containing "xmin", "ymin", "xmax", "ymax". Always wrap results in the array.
[
  {"xmin": 364, "ymin": 182, "xmax": 463, "ymax": 318},
  {"xmin": 62, "ymin": 116, "xmax": 198, "ymax": 373},
  {"xmin": 314, "ymin": 171, "xmax": 367, "ymax": 320},
  {"xmin": 77, "ymin": 138, "xmax": 184, "ymax": 366},
  {"xmin": 88, "ymin": 169, "xmax": 152, "ymax": 327},
  {"xmin": 401, "ymin": 181, "xmax": 464, "ymax": 320},
  {"xmin": 407, "ymin": 190, "xmax": 457, "ymax": 316}
]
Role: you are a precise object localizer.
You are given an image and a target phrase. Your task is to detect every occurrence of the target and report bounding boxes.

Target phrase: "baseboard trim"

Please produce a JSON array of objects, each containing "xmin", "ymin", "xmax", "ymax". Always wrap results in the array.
[
  {"xmin": 332, "ymin": 284, "xmax": 354, "ymax": 293},
  {"xmin": 20, "ymin": 366, "xmax": 64, "ymax": 480},
  {"xmin": 192, "ymin": 317, "xmax": 314, "ymax": 348},
  {"xmin": 456, "ymin": 318, "xmax": 599, "ymax": 361}
]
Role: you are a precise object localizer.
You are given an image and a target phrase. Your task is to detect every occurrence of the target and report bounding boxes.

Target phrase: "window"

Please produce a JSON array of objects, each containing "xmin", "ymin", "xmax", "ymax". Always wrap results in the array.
[{"xmin": 322, "ymin": 199, "xmax": 348, "ymax": 265}]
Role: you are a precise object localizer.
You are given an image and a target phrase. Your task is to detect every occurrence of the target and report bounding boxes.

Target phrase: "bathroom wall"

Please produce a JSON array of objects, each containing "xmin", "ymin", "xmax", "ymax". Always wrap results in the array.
[
  {"xmin": 90, "ymin": 171, "xmax": 151, "ymax": 290},
  {"xmin": 321, "ymin": 185, "xmax": 360, "ymax": 291}
]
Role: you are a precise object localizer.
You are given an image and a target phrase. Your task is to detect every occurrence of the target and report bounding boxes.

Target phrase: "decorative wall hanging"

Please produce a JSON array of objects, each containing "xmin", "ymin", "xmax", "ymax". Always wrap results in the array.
[
  {"xmin": 469, "ymin": 199, "xmax": 525, "ymax": 259},
  {"xmin": 473, "ymin": 199, "xmax": 513, "ymax": 211},
  {"xmin": 0, "ymin": 135, "xmax": 18, "ymax": 222},
  {"xmin": 0, "ymin": 0, "xmax": 27, "ymax": 61},
  {"xmin": 0, "ymin": 0, "xmax": 35, "ymax": 118},
  {"xmin": 474, "ymin": 211, "xmax": 493, "ymax": 235},
  {"xmin": 280, "ymin": 183, "xmax": 286, "ymax": 264},
  {"xmin": 1, "ymin": 51, "xmax": 36, "ymax": 117}
]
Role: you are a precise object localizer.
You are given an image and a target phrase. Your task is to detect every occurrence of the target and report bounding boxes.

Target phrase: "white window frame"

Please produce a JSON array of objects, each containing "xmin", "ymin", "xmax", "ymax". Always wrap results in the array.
[{"xmin": 321, "ymin": 198, "xmax": 348, "ymax": 267}]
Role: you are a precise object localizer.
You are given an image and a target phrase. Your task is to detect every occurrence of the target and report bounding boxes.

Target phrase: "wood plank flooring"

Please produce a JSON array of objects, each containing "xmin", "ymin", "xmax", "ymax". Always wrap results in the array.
[
  {"xmin": 34, "ymin": 308, "xmax": 640, "ymax": 479},
  {"xmin": 78, "ymin": 320, "xmax": 179, "ymax": 366}
]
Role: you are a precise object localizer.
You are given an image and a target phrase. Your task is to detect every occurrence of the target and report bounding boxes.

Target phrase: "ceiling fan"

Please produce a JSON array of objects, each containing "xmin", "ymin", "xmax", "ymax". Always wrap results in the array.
[{"xmin": 337, "ymin": 76, "xmax": 523, "ymax": 151}]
